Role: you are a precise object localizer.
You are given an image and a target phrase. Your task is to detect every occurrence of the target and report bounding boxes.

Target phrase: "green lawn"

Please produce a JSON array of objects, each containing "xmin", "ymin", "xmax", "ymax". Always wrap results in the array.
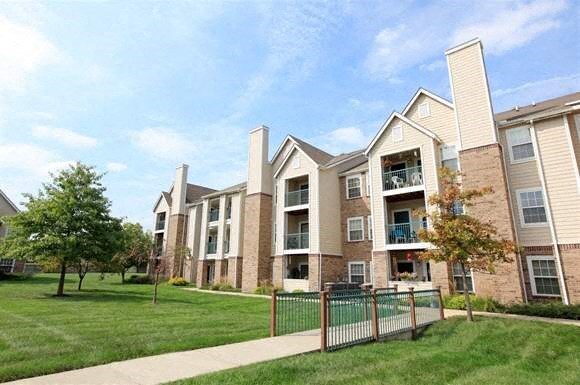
[
  {"xmin": 171, "ymin": 317, "xmax": 580, "ymax": 385},
  {"xmin": 0, "ymin": 273, "xmax": 269, "ymax": 382}
]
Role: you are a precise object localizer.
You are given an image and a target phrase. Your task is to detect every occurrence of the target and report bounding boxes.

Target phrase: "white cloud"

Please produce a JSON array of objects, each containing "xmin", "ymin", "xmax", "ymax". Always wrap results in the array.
[
  {"xmin": 130, "ymin": 127, "xmax": 195, "ymax": 162},
  {"xmin": 0, "ymin": 143, "xmax": 72, "ymax": 177},
  {"xmin": 452, "ymin": 0, "xmax": 567, "ymax": 55},
  {"xmin": 365, "ymin": 0, "xmax": 569, "ymax": 79},
  {"xmin": 31, "ymin": 125, "xmax": 98, "ymax": 148},
  {"xmin": 492, "ymin": 73, "xmax": 580, "ymax": 110},
  {"xmin": 106, "ymin": 162, "xmax": 128, "ymax": 173},
  {"xmin": 420, "ymin": 60, "xmax": 445, "ymax": 72},
  {"xmin": 0, "ymin": 14, "xmax": 59, "ymax": 90}
]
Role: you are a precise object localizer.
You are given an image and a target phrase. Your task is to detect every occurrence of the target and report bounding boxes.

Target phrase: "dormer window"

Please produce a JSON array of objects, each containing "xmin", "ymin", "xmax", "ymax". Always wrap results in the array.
[{"xmin": 418, "ymin": 102, "xmax": 430, "ymax": 118}]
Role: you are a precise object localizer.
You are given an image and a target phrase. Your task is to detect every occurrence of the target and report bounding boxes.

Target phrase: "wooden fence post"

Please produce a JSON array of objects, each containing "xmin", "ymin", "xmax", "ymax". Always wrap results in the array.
[
  {"xmin": 363, "ymin": 285, "xmax": 369, "ymax": 321},
  {"xmin": 270, "ymin": 289, "xmax": 277, "ymax": 337},
  {"xmin": 320, "ymin": 290, "xmax": 328, "ymax": 352},
  {"xmin": 437, "ymin": 286, "xmax": 445, "ymax": 320},
  {"xmin": 409, "ymin": 287, "xmax": 417, "ymax": 340},
  {"xmin": 371, "ymin": 288, "xmax": 379, "ymax": 341}
]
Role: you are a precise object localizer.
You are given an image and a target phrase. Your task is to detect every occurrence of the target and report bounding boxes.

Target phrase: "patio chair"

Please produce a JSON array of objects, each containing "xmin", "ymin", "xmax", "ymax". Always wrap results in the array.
[
  {"xmin": 391, "ymin": 176, "xmax": 404, "ymax": 189},
  {"xmin": 390, "ymin": 229, "xmax": 406, "ymax": 243},
  {"xmin": 411, "ymin": 171, "xmax": 423, "ymax": 186}
]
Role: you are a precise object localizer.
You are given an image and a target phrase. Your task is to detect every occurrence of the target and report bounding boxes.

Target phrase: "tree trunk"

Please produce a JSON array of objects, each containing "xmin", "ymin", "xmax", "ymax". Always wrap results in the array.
[
  {"xmin": 461, "ymin": 263, "xmax": 473, "ymax": 322},
  {"xmin": 152, "ymin": 270, "xmax": 160, "ymax": 304},
  {"xmin": 78, "ymin": 275, "xmax": 85, "ymax": 291},
  {"xmin": 121, "ymin": 270, "xmax": 125, "ymax": 284},
  {"xmin": 56, "ymin": 261, "xmax": 67, "ymax": 297}
]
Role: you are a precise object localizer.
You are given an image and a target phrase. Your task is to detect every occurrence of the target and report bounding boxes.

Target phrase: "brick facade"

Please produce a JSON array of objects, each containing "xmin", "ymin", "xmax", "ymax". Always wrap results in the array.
[
  {"xmin": 307, "ymin": 254, "xmax": 344, "ymax": 291},
  {"xmin": 458, "ymin": 143, "xmax": 525, "ymax": 303},
  {"xmin": 339, "ymin": 173, "xmax": 373, "ymax": 283},
  {"xmin": 196, "ymin": 260, "xmax": 209, "ymax": 288},
  {"xmin": 560, "ymin": 245, "xmax": 580, "ymax": 304},
  {"xmin": 164, "ymin": 213, "xmax": 188, "ymax": 278},
  {"xmin": 241, "ymin": 193, "xmax": 273, "ymax": 292},
  {"xmin": 271, "ymin": 255, "xmax": 284, "ymax": 288},
  {"xmin": 430, "ymin": 261, "xmax": 452, "ymax": 295},
  {"xmin": 372, "ymin": 251, "xmax": 389, "ymax": 287},
  {"xmin": 226, "ymin": 256, "xmax": 243, "ymax": 288}
]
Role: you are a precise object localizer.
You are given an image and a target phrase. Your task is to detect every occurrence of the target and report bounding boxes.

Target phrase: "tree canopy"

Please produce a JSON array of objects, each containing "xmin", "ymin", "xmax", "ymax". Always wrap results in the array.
[
  {"xmin": 0, "ymin": 162, "xmax": 122, "ymax": 296},
  {"xmin": 112, "ymin": 222, "xmax": 153, "ymax": 283}
]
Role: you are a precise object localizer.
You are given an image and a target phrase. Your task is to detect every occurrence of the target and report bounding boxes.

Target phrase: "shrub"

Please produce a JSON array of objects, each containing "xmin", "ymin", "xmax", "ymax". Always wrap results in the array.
[
  {"xmin": 292, "ymin": 289, "xmax": 305, "ymax": 293},
  {"xmin": 0, "ymin": 271, "xmax": 33, "ymax": 281},
  {"xmin": 168, "ymin": 277, "xmax": 188, "ymax": 286},
  {"xmin": 253, "ymin": 280, "xmax": 283, "ymax": 295},
  {"xmin": 505, "ymin": 302, "xmax": 580, "ymax": 320},
  {"xmin": 125, "ymin": 274, "xmax": 153, "ymax": 284},
  {"xmin": 444, "ymin": 294, "xmax": 502, "ymax": 312}
]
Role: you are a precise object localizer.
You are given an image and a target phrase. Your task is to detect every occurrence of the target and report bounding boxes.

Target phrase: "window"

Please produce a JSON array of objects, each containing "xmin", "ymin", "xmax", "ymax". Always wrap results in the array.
[
  {"xmin": 292, "ymin": 155, "xmax": 300, "ymax": 169},
  {"xmin": 418, "ymin": 102, "xmax": 430, "ymax": 118},
  {"xmin": 452, "ymin": 263, "xmax": 474, "ymax": 293},
  {"xmin": 155, "ymin": 212, "xmax": 166, "ymax": 231},
  {"xmin": 367, "ymin": 216, "xmax": 373, "ymax": 240},
  {"xmin": 517, "ymin": 189, "xmax": 547, "ymax": 226},
  {"xmin": 346, "ymin": 175, "xmax": 362, "ymax": 199},
  {"xmin": 527, "ymin": 256, "xmax": 560, "ymax": 297},
  {"xmin": 575, "ymin": 115, "xmax": 580, "ymax": 140},
  {"xmin": 440, "ymin": 144, "xmax": 458, "ymax": 171},
  {"xmin": 507, "ymin": 126, "xmax": 535, "ymax": 163},
  {"xmin": 392, "ymin": 125, "xmax": 403, "ymax": 142},
  {"xmin": 349, "ymin": 262, "xmax": 365, "ymax": 284},
  {"xmin": 347, "ymin": 217, "xmax": 364, "ymax": 241},
  {"xmin": 452, "ymin": 200, "xmax": 464, "ymax": 215}
]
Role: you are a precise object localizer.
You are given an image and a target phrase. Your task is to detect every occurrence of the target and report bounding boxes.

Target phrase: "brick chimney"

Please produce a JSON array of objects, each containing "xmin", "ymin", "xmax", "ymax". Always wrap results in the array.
[
  {"xmin": 166, "ymin": 164, "xmax": 189, "ymax": 278},
  {"xmin": 241, "ymin": 126, "xmax": 273, "ymax": 292},
  {"xmin": 446, "ymin": 39, "xmax": 524, "ymax": 303}
]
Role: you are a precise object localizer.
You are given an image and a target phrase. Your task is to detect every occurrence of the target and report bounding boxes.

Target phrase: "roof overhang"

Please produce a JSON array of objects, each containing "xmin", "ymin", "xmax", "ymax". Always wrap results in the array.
[
  {"xmin": 401, "ymin": 87, "xmax": 454, "ymax": 116},
  {"xmin": 0, "ymin": 189, "xmax": 20, "ymax": 213}
]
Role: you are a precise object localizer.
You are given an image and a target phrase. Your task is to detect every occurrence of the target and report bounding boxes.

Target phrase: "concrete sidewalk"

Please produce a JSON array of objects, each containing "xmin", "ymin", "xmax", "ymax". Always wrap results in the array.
[{"xmin": 2, "ymin": 331, "xmax": 320, "ymax": 385}]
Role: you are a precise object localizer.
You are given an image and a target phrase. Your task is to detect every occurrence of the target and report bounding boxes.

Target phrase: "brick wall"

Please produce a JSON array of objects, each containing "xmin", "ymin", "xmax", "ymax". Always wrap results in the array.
[
  {"xmin": 430, "ymin": 261, "xmax": 452, "ymax": 295},
  {"xmin": 307, "ymin": 254, "xmax": 344, "ymax": 291},
  {"xmin": 226, "ymin": 256, "xmax": 243, "ymax": 288},
  {"xmin": 459, "ymin": 143, "xmax": 525, "ymax": 303},
  {"xmin": 271, "ymin": 255, "xmax": 284, "ymax": 287},
  {"xmin": 164, "ymin": 213, "xmax": 188, "ymax": 278},
  {"xmin": 560, "ymin": 245, "xmax": 580, "ymax": 304},
  {"xmin": 241, "ymin": 193, "xmax": 273, "ymax": 292},
  {"xmin": 372, "ymin": 251, "xmax": 389, "ymax": 287},
  {"xmin": 339, "ymin": 174, "xmax": 373, "ymax": 282},
  {"xmin": 196, "ymin": 260, "xmax": 209, "ymax": 287}
]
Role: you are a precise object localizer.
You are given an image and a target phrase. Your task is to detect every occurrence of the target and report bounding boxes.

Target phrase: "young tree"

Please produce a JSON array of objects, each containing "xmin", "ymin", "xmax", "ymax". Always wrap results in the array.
[
  {"xmin": 0, "ymin": 163, "xmax": 122, "ymax": 296},
  {"xmin": 112, "ymin": 222, "xmax": 153, "ymax": 284},
  {"xmin": 415, "ymin": 168, "xmax": 518, "ymax": 321}
]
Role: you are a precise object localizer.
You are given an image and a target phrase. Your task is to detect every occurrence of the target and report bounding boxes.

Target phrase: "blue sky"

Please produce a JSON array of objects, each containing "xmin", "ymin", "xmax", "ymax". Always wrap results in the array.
[{"xmin": 0, "ymin": 0, "xmax": 578, "ymax": 229}]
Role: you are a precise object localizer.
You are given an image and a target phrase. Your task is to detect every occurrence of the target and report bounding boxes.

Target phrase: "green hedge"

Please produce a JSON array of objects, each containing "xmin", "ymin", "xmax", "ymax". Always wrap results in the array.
[
  {"xmin": 504, "ymin": 302, "xmax": 580, "ymax": 320},
  {"xmin": 443, "ymin": 294, "xmax": 502, "ymax": 312}
]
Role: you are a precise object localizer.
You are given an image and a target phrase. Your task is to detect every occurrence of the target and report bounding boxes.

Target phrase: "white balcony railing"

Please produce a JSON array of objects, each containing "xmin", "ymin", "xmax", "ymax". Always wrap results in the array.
[
  {"xmin": 207, "ymin": 241, "xmax": 217, "ymax": 254},
  {"xmin": 386, "ymin": 220, "xmax": 427, "ymax": 244},
  {"xmin": 208, "ymin": 209, "xmax": 219, "ymax": 222},
  {"xmin": 285, "ymin": 232, "xmax": 309, "ymax": 250},
  {"xmin": 285, "ymin": 189, "xmax": 309, "ymax": 207},
  {"xmin": 383, "ymin": 166, "xmax": 423, "ymax": 191}
]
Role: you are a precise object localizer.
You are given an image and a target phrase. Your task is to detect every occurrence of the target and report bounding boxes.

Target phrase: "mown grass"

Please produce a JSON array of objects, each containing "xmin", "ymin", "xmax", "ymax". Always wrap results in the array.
[
  {"xmin": 0, "ymin": 273, "xmax": 269, "ymax": 382},
  {"xmin": 171, "ymin": 316, "xmax": 580, "ymax": 385}
]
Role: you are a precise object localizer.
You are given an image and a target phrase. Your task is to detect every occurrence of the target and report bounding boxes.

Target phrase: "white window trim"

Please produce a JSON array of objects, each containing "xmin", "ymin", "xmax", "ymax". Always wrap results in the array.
[
  {"xmin": 452, "ymin": 264, "xmax": 475, "ymax": 293},
  {"xmin": 348, "ymin": 261, "xmax": 365, "ymax": 284},
  {"xmin": 439, "ymin": 143, "xmax": 458, "ymax": 170},
  {"xmin": 367, "ymin": 216, "xmax": 373, "ymax": 240},
  {"xmin": 346, "ymin": 174, "xmax": 362, "ymax": 199},
  {"xmin": 515, "ymin": 187, "xmax": 548, "ymax": 228},
  {"xmin": 575, "ymin": 115, "xmax": 580, "ymax": 140},
  {"xmin": 527, "ymin": 255, "xmax": 561, "ymax": 297},
  {"xmin": 365, "ymin": 172, "xmax": 370, "ymax": 197},
  {"xmin": 347, "ymin": 216, "xmax": 364, "ymax": 242},
  {"xmin": 391, "ymin": 208, "xmax": 412, "ymax": 224},
  {"xmin": 506, "ymin": 126, "xmax": 535, "ymax": 164},
  {"xmin": 418, "ymin": 101, "xmax": 430, "ymax": 118},
  {"xmin": 297, "ymin": 220, "xmax": 308, "ymax": 234},
  {"xmin": 392, "ymin": 125, "xmax": 403, "ymax": 143}
]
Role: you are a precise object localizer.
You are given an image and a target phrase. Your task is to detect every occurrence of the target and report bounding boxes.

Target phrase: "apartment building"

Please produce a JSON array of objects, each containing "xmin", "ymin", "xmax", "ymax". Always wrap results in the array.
[
  {"xmin": 154, "ymin": 38, "xmax": 580, "ymax": 304},
  {"xmin": 0, "ymin": 188, "xmax": 26, "ymax": 273}
]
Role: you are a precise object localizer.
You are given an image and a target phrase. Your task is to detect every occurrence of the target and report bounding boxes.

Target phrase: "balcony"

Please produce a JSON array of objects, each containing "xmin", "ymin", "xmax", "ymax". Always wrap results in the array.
[
  {"xmin": 285, "ymin": 232, "xmax": 309, "ymax": 250},
  {"xmin": 387, "ymin": 220, "xmax": 428, "ymax": 245},
  {"xmin": 207, "ymin": 241, "xmax": 217, "ymax": 254},
  {"xmin": 285, "ymin": 189, "xmax": 309, "ymax": 207},
  {"xmin": 208, "ymin": 209, "xmax": 219, "ymax": 222},
  {"xmin": 223, "ymin": 239, "xmax": 230, "ymax": 254},
  {"xmin": 155, "ymin": 220, "xmax": 165, "ymax": 231},
  {"xmin": 226, "ymin": 206, "xmax": 231, "ymax": 220},
  {"xmin": 383, "ymin": 165, "xmax": 423, "ymax": 192}
]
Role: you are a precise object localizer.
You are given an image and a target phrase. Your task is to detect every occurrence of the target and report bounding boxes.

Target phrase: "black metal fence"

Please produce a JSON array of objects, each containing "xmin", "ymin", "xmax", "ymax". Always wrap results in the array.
[{"xmin": 271, "ymin": 287, "xmax": 444, "ymax": 352}]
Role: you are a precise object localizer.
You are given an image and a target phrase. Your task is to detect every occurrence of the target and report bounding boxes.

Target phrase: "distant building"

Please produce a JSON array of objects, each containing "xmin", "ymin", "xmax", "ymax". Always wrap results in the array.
[{"xmin": 0, "ymin": 189, "xmax": 27, "ymax": 273}]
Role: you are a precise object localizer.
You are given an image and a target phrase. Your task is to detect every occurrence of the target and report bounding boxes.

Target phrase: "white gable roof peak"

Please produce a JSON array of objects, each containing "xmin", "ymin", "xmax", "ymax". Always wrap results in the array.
[
  {"xmin": 364, "ymin": 111, "xmax": 441, "ymax": 156},
  {"xmin": 402, "ymin": 88, "xmax": 454, "ymax": 116}
]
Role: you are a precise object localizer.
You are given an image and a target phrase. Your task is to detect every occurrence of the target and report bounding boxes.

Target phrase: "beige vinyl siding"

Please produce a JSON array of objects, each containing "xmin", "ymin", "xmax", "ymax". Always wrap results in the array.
[
  {"xmin": 534, "ymin": 117, "xmax": 580, "ymax": 244},
  {"xmin": 318, "ymin": 168, "xmax": 342, "ymax": 255},
  {"xmin": 153, "ymin": 197, "xmax": 170, "ymax": 245},
  {"xmin": 405, "ymin": 94, "xmax": 458, "ymax": 144},
  {"xmin": 500, "ymin": 127, "xmax": 551, "ymax": 246},
  {"xmin": 387, "ymin": 199, "xmax": 426, "ymax": 223},
  {"xmin": 229, "ymin": 191, "xmax": 245, "ymax": 256},
  {"xmin": 568, "ymin": 114, "xmax": 580, "ymax": 170},
  {"xmin": 447, "ymin": 42, "xmax": 496, "ymax": 150},
  {"xmin": 272, "ymin": 140, "xmax": 295, "ymax": 175},
  {"xmin": 186, "ymin": 205, "xmax": 202, "ymax": 258},
  {"xmin": 368, "ymin": 117, "xmax": 439, "ymax": 249},
  {"xmin": 274, "ymin": 148, "xmax": 320, "ymax": 255}
]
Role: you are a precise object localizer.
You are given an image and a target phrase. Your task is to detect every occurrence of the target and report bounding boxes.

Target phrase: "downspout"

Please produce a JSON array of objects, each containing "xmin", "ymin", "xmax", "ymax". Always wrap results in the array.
[
  {"xmin": 529, "ymin": 120, "xmax": 570, "ymax": 305},
  {"xmin": 319, "ymin": 252, "xmax": 322, "ymax": 291}
]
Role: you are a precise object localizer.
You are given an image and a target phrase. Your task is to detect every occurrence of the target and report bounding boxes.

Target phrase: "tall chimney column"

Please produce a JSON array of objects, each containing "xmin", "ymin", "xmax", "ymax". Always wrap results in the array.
[
  {"xmin": 241, "ymin": 126, "xmax": 273, "ymax": 292},
  {"xmin": 166, "ymin": 164, "xmax": 189, "ymax": 278}
]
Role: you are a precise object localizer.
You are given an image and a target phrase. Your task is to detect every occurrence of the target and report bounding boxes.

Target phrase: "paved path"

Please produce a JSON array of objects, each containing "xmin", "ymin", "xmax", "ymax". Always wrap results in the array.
[
  {"xmin": 444, "ymin": 309, "xmax": 580, "ymax": 327},
  {"xmin": 183, "ymin": 288, "xmax": 270, "ymax": 299},
  {"xmin": 2, "ymin": 331, "xmax": 319, "ymax": 385}
]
